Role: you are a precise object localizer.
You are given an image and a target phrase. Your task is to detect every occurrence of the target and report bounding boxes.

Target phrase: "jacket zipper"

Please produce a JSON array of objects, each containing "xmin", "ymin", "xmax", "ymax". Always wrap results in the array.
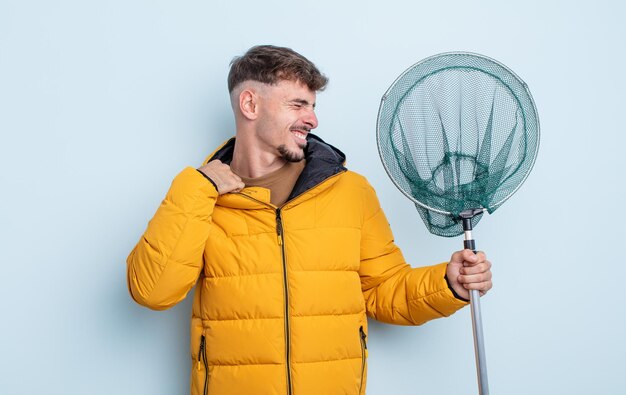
[
  {"xmin": 276, "ymin": 208, "xmax": 293, "ymax": 395},
  {"xmin": 198, "ymin": 335, "xmax": 208, "ymax": 395},
  {"xmin": 359, "ymin": 326, "xmax": 368, "ymax": 394},
  {"xmin": 234, "ymin": 171, "xmax": 347, "ymax": 395}
]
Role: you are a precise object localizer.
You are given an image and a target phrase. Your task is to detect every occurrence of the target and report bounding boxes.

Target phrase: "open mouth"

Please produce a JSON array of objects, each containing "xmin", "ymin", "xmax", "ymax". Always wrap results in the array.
[
  {"xmin": 292, "ymin": 130, "xmax": 307, "ymax": 141},
  {"xmin": 291, "ymin": 129, "xmax": 308, "ymax": 147}
]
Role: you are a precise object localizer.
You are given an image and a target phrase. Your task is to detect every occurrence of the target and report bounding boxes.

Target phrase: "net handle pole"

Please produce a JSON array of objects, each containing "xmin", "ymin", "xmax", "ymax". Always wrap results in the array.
[{"xmin": 462, "ymin": 213, "xmax": 489, "ymax": 395}]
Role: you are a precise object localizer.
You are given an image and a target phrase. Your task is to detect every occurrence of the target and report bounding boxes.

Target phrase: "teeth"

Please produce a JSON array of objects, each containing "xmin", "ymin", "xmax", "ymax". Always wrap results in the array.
[{"xmin": 292, "ymin": 131, "xmax": 306, "ymax": 140}]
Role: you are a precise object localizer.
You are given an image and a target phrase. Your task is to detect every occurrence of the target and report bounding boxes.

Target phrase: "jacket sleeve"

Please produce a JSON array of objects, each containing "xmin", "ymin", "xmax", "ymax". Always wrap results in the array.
[
  {"xmin": 126, "ymin": 167, "xmax": 217, "ymax": 311},
  {"xmin": 358, "ymin": 181, "xmax": 468, "ymax": 325}
]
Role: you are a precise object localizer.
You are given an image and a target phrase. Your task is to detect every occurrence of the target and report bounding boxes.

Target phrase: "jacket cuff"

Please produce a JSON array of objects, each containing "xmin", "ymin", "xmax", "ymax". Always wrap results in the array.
[
  {"xmin": 165, "ymin": 167, "xmax": 219, "ymax": 215},
  {"xmin": 445, "ymin": 273, "xmax": 470, "ymax": 302},
  {"xmin": 196, "ymin": 169, "xmax": 219, "ymax": 193}
]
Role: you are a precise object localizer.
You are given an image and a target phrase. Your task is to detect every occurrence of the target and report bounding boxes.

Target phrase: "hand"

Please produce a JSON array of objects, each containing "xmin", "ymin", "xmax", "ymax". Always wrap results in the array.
[
  {"xmin": 446, "ymin": 249, "xmax": 492, "ymax": 300},
  {"xmin": 197, "ymin": 160, "xmax": 245, "ymax": 195}
]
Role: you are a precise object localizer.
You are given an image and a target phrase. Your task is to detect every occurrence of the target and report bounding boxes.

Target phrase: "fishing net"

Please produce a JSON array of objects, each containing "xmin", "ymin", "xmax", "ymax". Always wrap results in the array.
[{"xmin": 377, "ymin": 52, "xmax": 540, "ymax": 237}]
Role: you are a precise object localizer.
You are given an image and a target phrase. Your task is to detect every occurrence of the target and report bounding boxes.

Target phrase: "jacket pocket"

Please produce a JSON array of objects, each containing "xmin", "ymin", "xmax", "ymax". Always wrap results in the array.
[
  {"xmin": 359, "ymin": 326, "xmax": 368, "ymax": 394},
  {"xmin": 198, "ymin": 335, "xmax": 208, "ymax": 395}
]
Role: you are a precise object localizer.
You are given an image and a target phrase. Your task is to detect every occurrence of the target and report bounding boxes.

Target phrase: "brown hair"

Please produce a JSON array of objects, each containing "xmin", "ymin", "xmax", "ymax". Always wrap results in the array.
[{"xmin": 227, "ymin": 45, "xmax": 328, "ymax": 93}]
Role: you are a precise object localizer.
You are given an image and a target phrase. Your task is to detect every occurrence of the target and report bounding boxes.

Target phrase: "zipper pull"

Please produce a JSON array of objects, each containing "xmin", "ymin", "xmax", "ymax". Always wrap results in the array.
[
  {"xmin": 276, "ymin": 210, "xmax": 283, "ymax": 246},
  {"xmin": 360, "ymin": 326, "xmax": 368, "ymax": 357},
  {"xmin": 198, "ymin": 335, "xmax": 205, "ymax": 362}
]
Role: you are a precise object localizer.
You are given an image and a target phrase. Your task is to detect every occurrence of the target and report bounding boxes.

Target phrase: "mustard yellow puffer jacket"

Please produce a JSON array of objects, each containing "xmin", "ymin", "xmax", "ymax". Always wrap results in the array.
[{"xmin": 127, "ymin": 135, "xmax": 467, "ymax": 395}]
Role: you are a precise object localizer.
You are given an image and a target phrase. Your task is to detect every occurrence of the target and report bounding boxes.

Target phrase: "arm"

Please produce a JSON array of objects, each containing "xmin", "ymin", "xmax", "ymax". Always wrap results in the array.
[
  {"xmin": 358, "ymin": 182, "xmax": 468, "ymax": 326},
  {"xmin": 126, "ymin": 161, "xmax": 245, "ymax": 310},
  {"xmin": 126, "ymin": 167, "xmax": 218, "ymax": 310}
]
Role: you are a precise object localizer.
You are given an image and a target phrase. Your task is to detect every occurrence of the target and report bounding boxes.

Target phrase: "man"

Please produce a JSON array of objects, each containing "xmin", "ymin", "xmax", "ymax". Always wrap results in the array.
[{"xmin": 127, "ymin": 45, "xmax": 492, "ymax": 395}]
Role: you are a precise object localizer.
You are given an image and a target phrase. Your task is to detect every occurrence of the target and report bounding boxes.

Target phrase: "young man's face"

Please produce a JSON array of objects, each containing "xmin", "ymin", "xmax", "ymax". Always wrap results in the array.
[{"xmin": 255, "ymin": 79, "xmax": 318, "ymax": 162}]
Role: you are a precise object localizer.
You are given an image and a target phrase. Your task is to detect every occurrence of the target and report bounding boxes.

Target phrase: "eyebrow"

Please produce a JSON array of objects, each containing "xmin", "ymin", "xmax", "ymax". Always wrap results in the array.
[{"xmin": 289, "ymin": 99, "xmax": 316, "ymax": 109}]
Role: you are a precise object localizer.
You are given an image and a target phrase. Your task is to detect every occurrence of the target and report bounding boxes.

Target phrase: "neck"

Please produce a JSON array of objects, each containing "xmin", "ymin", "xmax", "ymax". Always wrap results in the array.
[{"xmin": 230, "ymin": 133, "xmax": 287, "ymax": 179}]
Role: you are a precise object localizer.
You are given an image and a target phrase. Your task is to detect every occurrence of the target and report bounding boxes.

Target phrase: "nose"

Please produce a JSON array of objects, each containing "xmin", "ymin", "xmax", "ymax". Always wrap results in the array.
[{"xmin": 303, "ymin": 108, "xmax": 318, "ymax": 130}]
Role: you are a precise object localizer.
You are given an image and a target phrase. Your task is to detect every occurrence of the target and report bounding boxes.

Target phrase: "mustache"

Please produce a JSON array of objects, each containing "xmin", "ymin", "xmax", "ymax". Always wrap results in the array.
[{"xmin": 290, "ymin": 126, "xmax": 311, "ymax": 133}]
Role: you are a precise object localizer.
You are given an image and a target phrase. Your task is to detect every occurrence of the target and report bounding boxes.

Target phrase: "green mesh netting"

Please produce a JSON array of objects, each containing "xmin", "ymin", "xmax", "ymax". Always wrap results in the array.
[{"xmin": 377, "ymin": 52, "xmax": 539, "ymax": 237}]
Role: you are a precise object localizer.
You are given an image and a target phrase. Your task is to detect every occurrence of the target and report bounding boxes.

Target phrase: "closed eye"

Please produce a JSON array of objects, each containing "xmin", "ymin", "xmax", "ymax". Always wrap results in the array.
[{"xmin": 289, "ymin": 99, "xmax": 315, "ymax": 109}]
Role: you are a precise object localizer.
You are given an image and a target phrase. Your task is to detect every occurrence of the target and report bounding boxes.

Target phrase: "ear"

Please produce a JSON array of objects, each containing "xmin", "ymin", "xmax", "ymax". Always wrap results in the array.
[{"xmin": 239, "ymin": 89, "xmax": 258, "ymax": 120}]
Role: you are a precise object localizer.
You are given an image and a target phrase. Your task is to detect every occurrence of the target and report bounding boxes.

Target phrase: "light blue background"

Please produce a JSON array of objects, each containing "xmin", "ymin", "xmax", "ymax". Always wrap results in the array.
[{"xmin": 1, "ymin": 1, "xmax": 624, "ymax": 394}]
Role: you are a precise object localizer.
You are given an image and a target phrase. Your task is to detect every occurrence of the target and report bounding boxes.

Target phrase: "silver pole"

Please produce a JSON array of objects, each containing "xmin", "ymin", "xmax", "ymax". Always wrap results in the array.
[
  {"xmin": 465, "ymin": 229, "xmax": 489, "ymax": 395},
  {"xmin": 470, "ymin": 289, "xmax": 489, "ymax": 394}
]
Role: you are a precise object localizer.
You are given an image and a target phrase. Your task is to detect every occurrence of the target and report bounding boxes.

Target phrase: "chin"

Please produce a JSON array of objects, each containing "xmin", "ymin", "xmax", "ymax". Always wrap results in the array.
[{"xmin": 278, "ymin": 145, "xmax": 305, "ymax": 163}]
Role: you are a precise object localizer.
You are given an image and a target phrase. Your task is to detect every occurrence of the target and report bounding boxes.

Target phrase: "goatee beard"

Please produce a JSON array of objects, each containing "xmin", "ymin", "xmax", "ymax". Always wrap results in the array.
[{"xmin": 278, "ymin": 144, "xmax": 305, "ymax": 163}]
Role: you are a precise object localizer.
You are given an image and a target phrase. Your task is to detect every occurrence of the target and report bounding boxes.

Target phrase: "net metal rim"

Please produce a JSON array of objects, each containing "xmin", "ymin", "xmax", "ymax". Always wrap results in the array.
[{"xmin": 376, "ymin": 51, "xmax": 541, "ymax": 217}]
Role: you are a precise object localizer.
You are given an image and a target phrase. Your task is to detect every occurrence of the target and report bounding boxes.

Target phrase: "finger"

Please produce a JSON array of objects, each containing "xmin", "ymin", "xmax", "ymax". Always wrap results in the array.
[
  {"xmin": 460, "ymin": 260, "xmax": 491, "ymax": 275},
  {"xmin": 462, "ymin": 250, "xmax": 487, "ymax": 266},
  {"xmin": 460, "ymin": 249, "xmax": 479, "ymax": 265},
  {"xmin": 474, "ymin": 250, "xmax": 486, "ymax": 262},
  {"xmin": 233, "ymin": 181, "xmax": 245, "ymax": 192},
  {"xmin": 449, "ymin": 250, "xmax": 466, "ymax": 265},
  {"xmin": 458, "ymin": 271, "xmax": 492, "ymax": 285},
  {"xmin": 463, "ymin": 281, "xmax": 492, "ymax": 293}
]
